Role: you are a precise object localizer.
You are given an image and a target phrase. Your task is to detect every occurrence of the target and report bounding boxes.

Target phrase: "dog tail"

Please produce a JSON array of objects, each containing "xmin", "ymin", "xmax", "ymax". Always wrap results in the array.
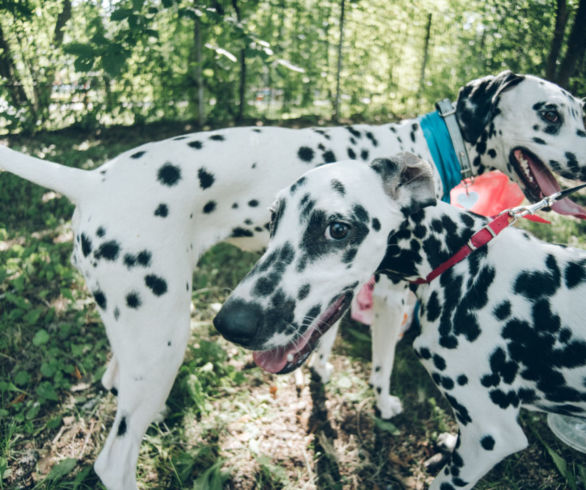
[{"xmin": 0, "ymin": 145, "xmax": 97, "ymax": 204}]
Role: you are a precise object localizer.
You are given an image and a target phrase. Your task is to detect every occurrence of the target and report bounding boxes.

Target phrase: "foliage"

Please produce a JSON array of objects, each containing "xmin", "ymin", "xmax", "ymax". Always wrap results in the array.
[{"xmin": 0, "ymin": 0, "xmax": 584, "ymax": 133}]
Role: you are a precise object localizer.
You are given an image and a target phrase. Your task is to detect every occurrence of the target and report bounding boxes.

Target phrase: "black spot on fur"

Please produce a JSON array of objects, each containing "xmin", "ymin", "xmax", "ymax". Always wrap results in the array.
[
  {"xmin": 248, "ymin": 199, "xmax": 259, "ymax": 207},
  {"xmin": 332, "ymin": 179, "xmax": 346, "ymax": 195},
  {"xmin": 514, "ymin": 254, "xmax": 560, "ymax": 300},
  {"xmin": 117, "ymin": 417, "xmax": 127, "ymax": 436},
  {"xmin": 481, "ymin": 435, "xmax": 495, "ymax": 450},
  {"xmin": 93, "ymin": 290, "xmax": 107, "ymax": 310},
  {"xmin": 137, "ymin": 250, "xmax": 151, "ymax": 267},
  {"xmin": 81, "ymin": 233, "xmax": 92, "ymax": 257},
  {"xmin": 188, "ymin": 140, "xmax": 203, "ymax": 149},
  {"xmin": 372, "ymin": 218, "xmax": 380, "ymax": 231},
  {"xmin": 131, "ymin": 150, "xmax": 146, "ymax": 159},
  {"xmin": 323, "ymin": 150, "xmax": 336, "ymax": 163},
  {"xmin": 532, "ymin": 137, "xmax": 546, "ymax": 145},
  {"xmin": 345, "ymin": 126, "xmax": 361, "ymax": 138},
  {"xmin": 361, "ymin": 149, "xmax": 369, "ymax": 161},
  {"xmin": 433, "ymin": 354, "xmax": 446, "ymax": 371},
  {"xmin": 231, "ymin": 227, "xmax": 253, "ymax": 238},
  {"xmin": 145, "ymin": 274, "xmax": 168, "ymax": 296},
  {"xmin": 157, "ymin": 163, "xmax": 182, "ymax": 186},
  {"xmin": 154, "ymin": 203, "xmax": 169, "ymax": 217},
  {"xmin": 114, "ymin": 307, "xmax": 120, "ymax": 320},
  {"xmin": 298, "ymin": 146, "xmax": 314, "ymax": 162},
  {"xmin": 347, "ymin": 147, "xmax": 356, "ymax": 159},
  {"xmin": 209, "ymin": 134, "xmax": 224, "ymax": 141},
  {"xmin": 494, "ymin": 300, "xmax": 511, "ymax": 320},
  {"xmin": 96, "ymin": 227, "xmax": 106, "ymax": 237},
  {"xmin": 564, "ymin": 260, "xmax": 586, "ymax": 289},
  {"xmin": 96, "ymin": 240, "xmax": 120, "ymax": 261},
  {"xmin": 203, "ymin": 201, "xmax": 216, "ymax": 213},
  {"xmin": 198, "ymin": 167, "xmax": 215, "ymax": 189},
  {"xmin": 457, "ymin": 375, "xmax": 468, "ymax": 386},
  {"xmin": 298, "ymin": 284, "xmax": 310, "ymax": 300},
  {"xmin": 126, "ymin": 292, "xmax": 141, "ymax": 309},
  {"xmin": 124, "ymin": 254, "xmax": 136, "ymax": 268}
]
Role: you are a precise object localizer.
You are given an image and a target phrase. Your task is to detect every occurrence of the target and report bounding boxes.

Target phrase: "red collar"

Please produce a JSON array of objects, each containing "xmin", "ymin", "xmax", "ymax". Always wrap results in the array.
[{"xmin": 411, "ymin": 212, "xmax": 513, "ymax": 285}]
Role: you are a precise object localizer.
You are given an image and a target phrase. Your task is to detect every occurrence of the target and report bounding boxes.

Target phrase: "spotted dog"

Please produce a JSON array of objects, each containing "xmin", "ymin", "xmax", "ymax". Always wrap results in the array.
[
  {"xmin": 1, "ymin": 72, "xmax": 585, "ymax": 489},
  {"xmin": 214, "ymin": 154, "xmax": 586, "ymax": 489}
]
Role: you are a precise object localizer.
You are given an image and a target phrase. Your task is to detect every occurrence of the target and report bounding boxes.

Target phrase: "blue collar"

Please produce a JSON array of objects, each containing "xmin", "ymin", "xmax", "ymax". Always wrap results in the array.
[{"xmin": 419, "ymin": 110, "xmax": 464, "ymax": 202}]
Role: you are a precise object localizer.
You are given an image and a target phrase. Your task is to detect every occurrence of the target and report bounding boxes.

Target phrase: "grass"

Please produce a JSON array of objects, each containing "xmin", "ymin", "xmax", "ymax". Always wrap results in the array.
[{"xmin": 1, "ymin": 123, "xmax": 586, "ymax": 489}]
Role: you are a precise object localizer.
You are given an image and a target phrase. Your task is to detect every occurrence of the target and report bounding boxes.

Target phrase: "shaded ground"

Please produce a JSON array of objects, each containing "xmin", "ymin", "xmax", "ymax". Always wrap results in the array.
[{"xmin": 1, "ymin": 123, "xmax": 585, "ymax": 489}]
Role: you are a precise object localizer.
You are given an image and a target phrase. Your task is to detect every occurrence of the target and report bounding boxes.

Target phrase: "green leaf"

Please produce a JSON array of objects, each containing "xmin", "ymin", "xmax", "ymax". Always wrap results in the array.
[
  {"xmin": 102, "ymin": 49, "xmax": 128, "ymax": 77},
  {"xmin": 32, "ymin": 329, "xmax": 50, "ymax": 346},
  {"xmin": 74, "ymin": 56, "xmax": 95, "ymax": 73},
  {"xmin": 64, "ymin": 42, "xmax": 95, "ymax": 58},
  {"xmin": 47, "ymin": 458, "xmax": 77, "ymax": 480},
  {"xmin": 36, "ymin": 382, "xmax": 58, "ymax": 402},
  {"xmin": 374, "ymin": 417, "xmax": 400, "ymax": 435},
  {"xmin": 14, "ymin": 371, "xmax": 31, "ymax": 386},
  {"xmin": 40, "ymin": 362, "xmax": 56, "ymax": 378},
  {"xmin": 110, "ymin": 8, "xmax": 132, "ymax": 21},
  {"xmin": 23, "ymin": 308, "xmax": 42, "ymax": 325}
]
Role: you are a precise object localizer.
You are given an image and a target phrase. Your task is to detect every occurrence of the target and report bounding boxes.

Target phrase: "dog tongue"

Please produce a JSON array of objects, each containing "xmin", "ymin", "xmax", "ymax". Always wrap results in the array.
[
  {"xmin": 253, "ymin": 324, "xmax": 315, "ymax": 374},
  {"xmin": 527, "ymin": 155, "xmax": 586, "ymax": 219}
]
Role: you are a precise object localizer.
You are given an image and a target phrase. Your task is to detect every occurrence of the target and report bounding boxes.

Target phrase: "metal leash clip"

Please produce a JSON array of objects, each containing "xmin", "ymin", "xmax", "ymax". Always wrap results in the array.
[{"xmin": 505, "ymin": 183, "xmax": 586, "ymax": 224}]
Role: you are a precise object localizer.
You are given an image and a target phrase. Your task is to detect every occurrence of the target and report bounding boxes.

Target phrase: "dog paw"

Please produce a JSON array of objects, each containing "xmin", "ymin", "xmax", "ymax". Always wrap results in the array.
[
  {"xmin": 437, "ymin": 432, "xmax": 458, "ymax": 453},
  {"xmin": 376, "ymin": 395, "xmax": 403, "ymax": 419},
  {"xmin": 310, "ymin": 362, "xmax": 333, "ymax": 383}
]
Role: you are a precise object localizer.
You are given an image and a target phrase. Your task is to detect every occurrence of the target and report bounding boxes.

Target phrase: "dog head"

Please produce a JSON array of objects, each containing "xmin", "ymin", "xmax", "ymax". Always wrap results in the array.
[
  {"xmin": 457, "ymin": 71, "xmax": 586, "ymax": 218},
  {"xmin": 213, "ymin": 153, "xmax": 436, "ymax": 374}
]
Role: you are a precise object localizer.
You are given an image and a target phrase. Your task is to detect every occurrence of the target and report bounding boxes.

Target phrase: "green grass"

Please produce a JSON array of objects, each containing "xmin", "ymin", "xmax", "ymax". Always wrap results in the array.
[{"xmin": 1, "ymin": 124, "xmax": 586, "ymax": 489}]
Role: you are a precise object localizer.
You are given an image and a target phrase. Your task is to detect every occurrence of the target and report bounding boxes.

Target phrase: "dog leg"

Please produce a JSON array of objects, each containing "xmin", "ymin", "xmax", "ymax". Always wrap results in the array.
[
  {"xmin": 309, "ymin": 321, "xmax": 339, "ymax": 383},
  {"xmin": 93, "ymin": 266, "xmax": 192, "ymax": 490},
  {"xmin": 369, "ymin": 279, "xmax": 410, "ymax": 419},
  {"xmin": 430, "ymin": 408, "xmax": 528, "ymax": 489},
  {"xmin": 101, "ymin": 356, "xmax": 119, "ymax": 395}
]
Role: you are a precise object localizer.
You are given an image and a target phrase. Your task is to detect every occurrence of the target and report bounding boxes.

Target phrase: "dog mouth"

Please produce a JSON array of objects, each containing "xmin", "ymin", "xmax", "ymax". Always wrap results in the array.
[
  {"xmin": 253, "ymin": 292, "xmax": 353, "ymax": 375},
  {"xmin": 509, "ymin": 147, "xmax": 586, "ymax": 219}
]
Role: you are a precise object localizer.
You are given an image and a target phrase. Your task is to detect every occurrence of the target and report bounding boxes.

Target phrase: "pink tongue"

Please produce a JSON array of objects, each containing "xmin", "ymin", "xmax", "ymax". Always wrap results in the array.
[
  {"xmin": 253, "ymin": 348, "xmax": 290, "ymax": 374},
  {"xmin": 253, "ymin": 324, "xmax": 315, "ymax": 374},
  {"xmin": 528, "ymin": 157, "xmax": 586, "ymax": 219}
]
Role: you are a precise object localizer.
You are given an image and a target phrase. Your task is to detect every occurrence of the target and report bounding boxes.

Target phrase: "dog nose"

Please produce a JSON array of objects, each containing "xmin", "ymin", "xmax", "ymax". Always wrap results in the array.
[{"xmin": 213, "ymin": 298, "xmax": 261, "ymax": 346}]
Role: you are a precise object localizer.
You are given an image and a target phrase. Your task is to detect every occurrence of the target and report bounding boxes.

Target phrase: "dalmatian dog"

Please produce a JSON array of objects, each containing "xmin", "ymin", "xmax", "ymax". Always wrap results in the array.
[
  {"xmin": 213, "ymin": 153, "xmax": 586, "ymax": 489},
  {"xmin": 1, "ymin": 72, "xmax": 585, "ymax": 489}
]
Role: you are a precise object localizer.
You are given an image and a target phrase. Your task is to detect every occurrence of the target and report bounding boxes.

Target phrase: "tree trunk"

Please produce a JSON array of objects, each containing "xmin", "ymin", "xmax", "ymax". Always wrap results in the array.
[
  {"xmin": 556, "ymin": 0, "xmax": 586, "ymax": 87},
  {"xmin": 333, "ymin": 0, "xmax": 345, "ymax": 122},
  {"xmin": 232, "ymin": 0, "xmax": 246, "ymax": 123},
  {"xmin": 546, "ymin": 0, "xmax": 568, "ymax": 80},
  {"xmin": 417, "ymin": 12, "xmax": 432, "ymax": 100},
  {"xmin": 194, "ymin": 12, "xmax": 205, "ymax": 126},
  {"xmin": 0, "ymin": 22, "xmax": 30, "ymax": 109},
  {"xmin": 34, "ymin": 0, "xmax": 72, "ymax": 121}
]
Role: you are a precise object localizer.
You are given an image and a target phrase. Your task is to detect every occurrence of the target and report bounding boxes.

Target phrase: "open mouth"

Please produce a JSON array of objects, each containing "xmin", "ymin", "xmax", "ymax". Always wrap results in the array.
[
  {"xmin": 253, "ymin": 292, "xmax": 353, "ymax": 375},
  {"xmin": 509, "ymin": 147, "xmax": 586, "ymax": 219}
]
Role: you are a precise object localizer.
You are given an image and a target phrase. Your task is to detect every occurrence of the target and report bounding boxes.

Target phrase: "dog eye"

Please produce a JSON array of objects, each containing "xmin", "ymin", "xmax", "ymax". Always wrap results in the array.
[
  {"xmin": 540, "ymin": 109, "xmax": 560, "ymax": 124},
  {"xmin": 325, "ymin": 221, "xmax": 351, "ymax": 240}
]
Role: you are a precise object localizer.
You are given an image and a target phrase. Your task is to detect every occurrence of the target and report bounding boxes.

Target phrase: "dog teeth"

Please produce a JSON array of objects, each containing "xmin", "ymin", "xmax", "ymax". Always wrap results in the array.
[
  {"xmin": 518, "ymin": 155, "xmax": 532, "ymax": 179},
  {"xmin": 287, "ymin": 353, "xmax": 294, "ymax": 362}
]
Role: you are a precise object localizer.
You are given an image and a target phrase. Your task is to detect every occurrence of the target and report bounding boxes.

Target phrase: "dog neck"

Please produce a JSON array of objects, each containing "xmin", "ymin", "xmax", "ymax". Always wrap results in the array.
[{"xmin": 376, "ymin": 202, "xmax": 489, "ymax": 283}]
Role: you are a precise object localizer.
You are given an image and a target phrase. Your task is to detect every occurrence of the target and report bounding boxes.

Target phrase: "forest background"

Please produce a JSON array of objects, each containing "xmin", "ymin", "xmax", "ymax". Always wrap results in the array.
[{"xmin": 0, "ymin": 0, "xmax": 584, "ymax": 133}]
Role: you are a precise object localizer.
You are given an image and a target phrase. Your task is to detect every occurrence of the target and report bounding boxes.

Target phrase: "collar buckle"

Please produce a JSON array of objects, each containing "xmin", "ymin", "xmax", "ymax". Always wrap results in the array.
[{"xmin": 436, "ymin": 99, "xmax": 474, "ymax": 180}]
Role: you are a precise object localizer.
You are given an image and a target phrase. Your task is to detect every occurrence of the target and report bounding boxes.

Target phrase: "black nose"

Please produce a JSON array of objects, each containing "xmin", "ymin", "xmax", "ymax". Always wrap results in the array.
[{"xmin": 213, "ymin": 298, "xmax": 262, "ymax": 347}]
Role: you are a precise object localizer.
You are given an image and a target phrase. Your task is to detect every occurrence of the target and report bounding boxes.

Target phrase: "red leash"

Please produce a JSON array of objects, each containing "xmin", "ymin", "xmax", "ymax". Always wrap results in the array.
[{"xmin": 410, "ymin": 184, "xmax": 586, "ymax": 285}]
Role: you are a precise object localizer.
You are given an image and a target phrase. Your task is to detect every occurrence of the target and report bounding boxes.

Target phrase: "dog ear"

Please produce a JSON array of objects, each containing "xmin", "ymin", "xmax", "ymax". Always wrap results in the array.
[
  {"xmin": 456, "ymin": 70, "xmax": 525, "ymax": 143},
  {"xmin": 370, "ymin": 153, "xmax": 436, "ymax": 216}
]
